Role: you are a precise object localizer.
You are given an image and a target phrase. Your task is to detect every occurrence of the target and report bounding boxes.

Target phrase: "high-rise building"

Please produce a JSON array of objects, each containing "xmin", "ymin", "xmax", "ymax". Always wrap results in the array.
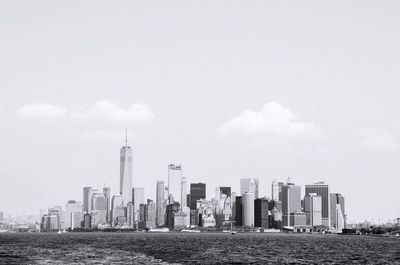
[
  {"xmin": 330, "ymin": 193, "xmax": 345, "ymax": 230},
  {"xmin": 103, "ymin": 187, "xmax": 111, "ymax": 223},
  {"xmin": 145, "ymin": 199, "xmax": 156, "ymax": 229},
  {"xmin": 126, "ymin": 202, "xmax": 134, "ymax": 228},
  {"xmin": 65, "ymin": 200, "xmax": 83, "ymax": 230},
  {"xmin": 120, "ymin": 132, "xmax": 133, "ymax": 206},
  {"xmin": 254, "ymin": 198, "xmax": 269, "ymax": 228},
  {"xmin": 189, "ymin": 183, "xmax": 206, "ymax": 210},
  {"xmin": 278, "ymin": 182, "xmax": 284, "ymax": 201},
  {"xmin": 168, "ymin": 164, "xmax": 182, "ymax": 205},
  {"xmin": 92, "ymin": 193, "xmax": 107, "ymax": 226},
  {"xmin": 304, "ymin": 193, "xmax": 322, "ymax": 227},
  {"xmin": 156, "ymin": 180, "xmax": 165, "ymax": 226},
  {"xmin": 282, "ymin": 183, "xmax": 302, "ymax": 226},
  {"xmin": 181, "ymin": 177, "xmax": 187, "ymax": 209},
  {"xmin": 87, "ymin": 188, "xmax": 100, "ymax": 213},
  {"xmin": 242, "ymin": 192, "xmax": 254, "ymax": 227},
  {"xmin": 83, "ymin": 187, "xmax": 92, "ymax": 213},
  {"xmin": 111, "ymin": 194, "xmax": 125, "ymax": 227},
  {"xmin": 166, "ymin": 202, "xmax": 180, "ymax": 230},
  {"xmin": 240, "ymin": 178, "xmax": 259, "ymax": 198},
  {"xmin": 271, "ymin": 180, "xmax": 279, "ymax": 201},
  {"xmin": 48, "ymin": 206, "xmax": 63, "ymax": 230},
  {"xmin": 305, "ymin": 182, "xmax": 330, "ymax": 227},
  {"xmin": 132, "ymin": 187, "xmax": 145, "ymax": 212},
  {"xmin": 234, "ymin": 196, "xmax": 243, "ymax": 227}
]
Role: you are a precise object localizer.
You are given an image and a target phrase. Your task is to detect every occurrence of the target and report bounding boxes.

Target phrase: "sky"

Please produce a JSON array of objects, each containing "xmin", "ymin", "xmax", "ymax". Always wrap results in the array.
[{"xmin": 1, "ymin": 1, "xmax": 399, "ymax": 223}]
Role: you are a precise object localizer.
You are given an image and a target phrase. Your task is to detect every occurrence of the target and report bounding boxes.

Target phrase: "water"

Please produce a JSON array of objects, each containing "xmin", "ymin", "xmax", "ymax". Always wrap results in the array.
[{"xmin": 0, "ymin": 232, "xmax": 399, "ymax": 264}]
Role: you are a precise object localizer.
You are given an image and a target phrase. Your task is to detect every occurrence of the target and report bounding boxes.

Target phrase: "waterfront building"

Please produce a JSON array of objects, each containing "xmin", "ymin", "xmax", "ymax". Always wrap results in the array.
[
  {"xmin": 242, "ymin": 192, "xmax": 255, "ymax": 227},
  {"xmin": 219, "ymin": 187, "xmax": 231, "ymax": 197},
  {"xmin": 330, "ymin": 193, "xmax": 345, "ymax": 231},
  {"xmin": 168, "ymin": 164, "xmax": 182, "ymax": 205},
  {"xmin": 254, "ymin": 198, "xmax": 269, "ymax": 228},
  {"xmin": 290, "ymin": 211, "xmax": 307, "ymax": 226},
  {"xmin": 305, "ymin": 182, "xmax": 331, "ymax": 227},
  {"xmin": 48, "ymin": 206, "xmax": 63, "ymax": 230},
  {"xmin": 111, "ymin": 194, "xmax": 125, "ymax": 227},
  {"xmin": 189, "ymin": 183, "xmax": 206, "ymax": 210},
  {"xmin": 156, "ymin": 180, "xmax": 165, "ymax": 226},
  {"xmin": 304, "ymin": 193, "xmax": 322, "ymax": 227},
  {"xmin": 145, "ymin": 200, "xmax": 157, "ymax": 229},
  {"xmin": 126, "ymin": 202, "xmax": 134, "ymax": 228},
  {"xmin": 120, "ymin": 132, "xmax": 133, "ymax": 206},
  {"xmin": 240, "ymin": 178, "xmax": 259, "ymax": 199},
  {"xmin": 92, "ymin": 193, "xmax": 107, "ymax": 226},
  {"xmin": 166, "ymin": 202, "xmax": 180, "ymax": 230},
  {"xmin": 83, "ymin": 213, "xmax": 91, "ymax": 229},
  {"xmin": 82, "ymin": 187, "xmax": 92, "ymax": 213},
  {"xmin": 103, "ymin": 187, "xmax": 111, "ymax": 223},
  {"xmin": 282, "ymin": 183, "xmax": 302, "ymax": 226},
  {"xmin": 174, "ymin": 212, "xmax": 189, "ymax": 229},
  {"xmin": 65, "ymin": 200, "xmax": 83, "ymax": 229},
  {"xmin": 234, "ymin": 196, "xmax": 243, "ymax": 227},
  {"xmin": 202, "ymin": 215, "xmax": 216, "ymax": 228}
]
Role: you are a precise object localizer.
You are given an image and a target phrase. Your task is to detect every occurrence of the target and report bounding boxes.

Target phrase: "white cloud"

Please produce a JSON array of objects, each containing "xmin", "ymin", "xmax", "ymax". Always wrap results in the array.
[
  {"xmin": 217, "ymin": 102, "xmax": 321, "ymax": 137},
  {"xmin": 70, "ymin": 100, "xmax": 154, "ymax": 123},
  {"xmin": 357, "ymin": 128, "xmax": 399, "ymax": 154},
  {"xmin": 17, "ymin": 100, "xmax": 155, "ymax": 123},
  {"xmin": 17, "ymin": 104, "xmax": 67, "ymax": 118}
]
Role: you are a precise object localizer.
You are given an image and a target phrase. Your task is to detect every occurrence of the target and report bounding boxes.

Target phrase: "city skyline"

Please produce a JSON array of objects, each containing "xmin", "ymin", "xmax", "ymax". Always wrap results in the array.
[{"xmin": 1, "ymin": 1, "xmax": 400, "ymax": 223}]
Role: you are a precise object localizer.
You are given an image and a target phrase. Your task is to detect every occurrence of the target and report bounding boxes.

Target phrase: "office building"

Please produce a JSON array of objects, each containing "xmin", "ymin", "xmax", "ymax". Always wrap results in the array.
[
  {"xmin": 330, "ymin": 193, "xmax": 345, "ymax": 230},
  {"xmin": 234, "ymin": 196, "xmax": 243, "ymax": 226},
  {"xmin": 189, "ymin": 183, "xmax": 206, "ymax": 210},
  {"xmin": 103, "ymin": 187, "xmax": 111, "ymax": 223},
  {"xmin": 120, "ymin": 133, "xmax": 133, "ymax": 206},
  {"xmin": 65, "ymin": 200, "xmax": 83, "ymax": 230},
  {"xmin": 87, "ymin": 188, "xmax": 100, "ymax": 213},
  {"xmin": 240, "ymin": 178, "xmax": 259, "ymax": 198},
  {"xmin": 156, "ymin": 180, "xmax": 165, "ymax": 226},
  {"xmin": 282, "ymin": 183, "xmax": 302, "ymax": 226},
  {"xmin": 167, "ymin": 164, "xmax": 182, "ymax": 205},
  {"xmin": 83, "ymin": 187, "xmax": 92, "ymax": 213},
  {"xmin": 290, "ymin": 212, "xmax": 307, "ymax": 226},
  {"xmin": 304, "ymin": 193, "xmax": 322, "ymax": 227},
  {"xmin": 271, "ymin": 180, "xmax": 279, "ymax": 201},
  {"xmin": 166, "ymin": 202, "xmax": 180, "ymax": 230},
  {"xmin": 111, "ymin": 194, "xmax": 125, "ymax": 227},
  {"xmin": 305, "ymin": 182, "xmax": 331, "ymax": 227},
  {"xmin": 254, "ymin": 198, "xmax": 269, "ymax": 228},
  {"xmin": 181, "ymin": 177, "xmax": 187, "ymax": 209},
  {"xmin": 92, "ymin": 193, "xmax": 107, "ymax": 226},
  {"xmin": 242, "ymin": 192, "xmax": 254, "ymax": 227}
]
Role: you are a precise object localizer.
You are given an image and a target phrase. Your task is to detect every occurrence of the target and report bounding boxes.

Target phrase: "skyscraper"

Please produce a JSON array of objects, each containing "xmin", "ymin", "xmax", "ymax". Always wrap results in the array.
[
  {"xmin": 271, "ymin": 179, "xmax": 279, "ymax": 201},
  {"xmin": 240, "ymin": 178, "xmax": 259, "ymax": 198},
  {"xmin": 254, "ymin": 198, "xmax": 269, "ymax": 228},
  {"xmin": 111, "ymin": 194, "xmax": 125, "ymax": 227},
  {"xmin": 92, "ymin": 193, "xmax": 107, "ymax": 226},
  {"xmin": 181, "ymin": 177, "xmax": 187, "ymax": 209},
  {"xmin": 242, "ymin": 192, "xmax": 255, "ymax": 227},
  {"xmin": 103, "ymin": 187, "xmax": 111, "ymax": 223},
  {"xmin": 87, "ymin": 188, "xmax": 100, "ymax": 213},
  {"xmin": 282, "ymin": 183, "xmax": 302, "ymax": 226},
  {"xmin": 305, "ymin": 182, "xmax": 330, "ymax": 227},
  {"xmin": 189, "ymin": 183, "xmax": 206, "ymax": 210},
  {"xmin": 156, "ymin": 180, "xmax": 165, "ymax": 226},
  {"xmin": 330, "ymin": 193, "xmax": 345, "ymax": 230},
  {"xmin": 65, "ymin": 200, "xmax": 83, "ymax": 230},
  {"xmin": 83, "ymin": 187, "xmax": 92, "ymax": 213},
  {"xmin": 168, "ymin": 164, "xmax": 182, "ymax": 205},
  {"xmin": 304, "ymin": 193, "xmax": 322, "ymax": 227},
  {"xmin": 120, "ymin": 132, "xmax": 133, "ymax": 206}
]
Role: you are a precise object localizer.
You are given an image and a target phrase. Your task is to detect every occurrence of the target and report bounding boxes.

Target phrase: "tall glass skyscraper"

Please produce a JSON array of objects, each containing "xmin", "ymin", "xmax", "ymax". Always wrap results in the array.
[
  {"xmin": 240, "ymin": 178, "xmax": 259, "ymax": 199},
  {"xmin": 156, "ymin": 180, "xmax": 165, "ymax": 226},
  {"xmin": 120, "ymin": 133, "xmax": 133, "ymax": 206}
]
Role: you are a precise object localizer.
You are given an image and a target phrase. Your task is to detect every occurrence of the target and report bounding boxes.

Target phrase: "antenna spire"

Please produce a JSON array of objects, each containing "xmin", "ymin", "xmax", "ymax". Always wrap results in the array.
[{"xmin": 125, "ymin": 128, "xmax": 128, "ymax": 146}]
